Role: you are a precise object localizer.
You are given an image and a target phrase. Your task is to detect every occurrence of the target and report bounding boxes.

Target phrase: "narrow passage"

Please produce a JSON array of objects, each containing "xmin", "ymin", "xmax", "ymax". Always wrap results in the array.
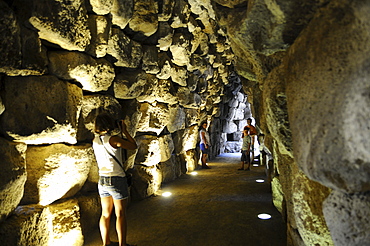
[{"xmin": 85, "ymin": 153, "xmax": 287, "ymax": 246}]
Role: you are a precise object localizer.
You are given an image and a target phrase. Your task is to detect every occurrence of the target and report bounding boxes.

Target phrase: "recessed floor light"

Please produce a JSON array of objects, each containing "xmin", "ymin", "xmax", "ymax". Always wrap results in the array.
[
  {"xmin": 162, "ymin": 192, "xmax": 172, "ymax": 197},
  {"xmin": 256, "ymin": 179, "xmax": 265, "ymax": 183},
  {"xmin": 258, "ymin": 213, "xmax": 272, "ymax": 220}
]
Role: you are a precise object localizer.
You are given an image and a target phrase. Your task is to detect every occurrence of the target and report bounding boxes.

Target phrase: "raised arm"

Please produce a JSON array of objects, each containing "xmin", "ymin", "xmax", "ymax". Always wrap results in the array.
[{"xmin": 110, "ymin": 120, "xmax": 137, "ymax": 150}]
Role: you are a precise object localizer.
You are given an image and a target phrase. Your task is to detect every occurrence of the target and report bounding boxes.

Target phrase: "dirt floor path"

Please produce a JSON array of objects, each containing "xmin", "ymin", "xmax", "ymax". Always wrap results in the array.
[{"xmin": 84, "ymin": 153, "xmax": 287, "ymax": 246}]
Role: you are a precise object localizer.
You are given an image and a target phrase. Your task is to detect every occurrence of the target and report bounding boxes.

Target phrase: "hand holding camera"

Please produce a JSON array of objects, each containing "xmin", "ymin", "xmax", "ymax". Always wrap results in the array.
[{"xmin": 116, "ymin": 119, "xmax": 127, "ymax": 132}]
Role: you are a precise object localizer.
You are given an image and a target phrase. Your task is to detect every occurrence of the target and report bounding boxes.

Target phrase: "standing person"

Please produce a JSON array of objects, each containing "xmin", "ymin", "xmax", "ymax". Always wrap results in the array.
[
  {"xmin": 92, "ymin": 113, "xmax": 137, "ymax": 246},
  {"xmin": 247, "ymin": 118, "xmax": 257, "ymax": 164},
  {"xmin": 238, "ymin": 126, "xmax": 251, "ymax": 170},
  {"xmin": 199, "ymin": 121, "xmax": 211, "ymax": 169}
]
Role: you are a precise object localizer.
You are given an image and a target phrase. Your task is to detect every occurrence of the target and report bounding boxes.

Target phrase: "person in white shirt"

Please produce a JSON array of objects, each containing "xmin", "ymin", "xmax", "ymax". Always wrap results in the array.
[
  {"xmin": 92, "ymin": 113, "xmax": 137, "ymax": 246},
  {"xmin": 199, "ymin": 121, "xmax": 211, "ymax": 169}
]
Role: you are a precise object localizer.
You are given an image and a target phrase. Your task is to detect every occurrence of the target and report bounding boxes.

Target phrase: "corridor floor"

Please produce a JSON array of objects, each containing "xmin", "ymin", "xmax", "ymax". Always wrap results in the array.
[{"xmin": 84, "ymin": 153, "xmax": 287, "ymax": 246}]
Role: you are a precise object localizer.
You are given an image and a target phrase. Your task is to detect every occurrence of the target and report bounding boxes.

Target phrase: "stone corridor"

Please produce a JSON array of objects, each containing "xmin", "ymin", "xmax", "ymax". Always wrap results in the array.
[{"xmin": 84, "ymin": 153, "xmax": 286, "ymax": 246}]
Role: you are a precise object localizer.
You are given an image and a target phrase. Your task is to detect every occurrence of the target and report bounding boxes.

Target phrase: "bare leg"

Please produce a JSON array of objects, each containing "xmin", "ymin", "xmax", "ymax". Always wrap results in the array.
[
  {"xmin": 238, "ymin": 161, "xmax": 245, "ymax": 170},
  {"xmin": 100, "ymin": 196, "xmax": 114, "ymax": 245},
  {"xmin": 245, "ymin": 151, "xmax": 251, "ymax": 170},
  {"xmin": 201, "ymin": 153, "xmax": 210, "ymax": 168},
  {"xmin": 113, "ymin": 198, "xmax": 128, "ymax": 246}
]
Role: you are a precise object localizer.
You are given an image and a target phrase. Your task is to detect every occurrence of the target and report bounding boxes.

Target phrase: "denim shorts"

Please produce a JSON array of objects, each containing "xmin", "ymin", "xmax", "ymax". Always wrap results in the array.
[
  {"xmin": 98, "ymin": 176, "xmax": 129, "ymax": 200},
  {"xmin": 241, "ymin": 150, "xmax": 250, "ymax": 162},
  {"xmin": 200, "ymin": 143, "xmax": 209, "ymax": 154}
]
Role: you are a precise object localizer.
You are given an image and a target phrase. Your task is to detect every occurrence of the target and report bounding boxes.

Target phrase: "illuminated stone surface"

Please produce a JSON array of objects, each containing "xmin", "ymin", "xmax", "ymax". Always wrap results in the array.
[
  {"xmin": 111, "ymin": 0, "xmax": 134, "ymax": 29},
  {"xmin": 136, "ymin": 102, "xmax": 169, "ymax": 135},
  {"xmin": 29, "ymin": 0, "xmax": 91, "ymax": 52},
  {"xmin": 129, "ymin": 0, "xmax": 158, "ymax": 36},
  {"xmin": 142, "ymin": 46, "xmax": 160, "ymax": 74},
  {"xmin": 0, "ymin": 205, "xmax": 49, "ymax": 246},
  {"xmin": 159, "ymin": 155, "xmax": 180, "ymax": 183},
  {"xmin": 89, "ymin": 0, "xmax": 113, "ymax": 15},
  {"xmin": 0, "ymin": 97, "xmax": 4, "ymax": 115},
  {"xmin": 48, "ymin": 51, "xmax": 115, "ymax": 92},
  {"xmin": 86, "ymin": 15, "xmax": 111, "ymax": 58},
  {"xmin": 134, "ymin": 134, "xmax": 174, "ymax": 166},
  {"xmin": 136, "ymin": 77, "xmax": 178, "ymax": 104},
  {"xmin": 167, "ymin": 105, "xmax": 186, "ymax": 133},
  {"xmin": 170, "ymin": 33, "xmax": 191, "ymax": 66},
  {"xmin": 23, "ymin": 144, "xmax": 95, "ymax": 205},
  {"xmin": 107, "ymin": 28, "xmax": 143, "ymax": 68},
  {"xmin": 0, "ymin": 199, "xmax": 83, "ymax": 246},
  {"xmin": 0, "ymin": 138, "xmax": 27, "ymax": 223},
  {"xmin": 157, "ymin": 22, "xmax": 174, "ymax": 51},
  {"xmin": 1, "ymin": 0, "xmax": 369, "ymax": 245},
  {"xmin": 0, "ymin": 76, "xmax": 82, "ymax": 145},
  {"xmin": 45, "ymin": 199, "xmax": 84, "ymax": 246}
]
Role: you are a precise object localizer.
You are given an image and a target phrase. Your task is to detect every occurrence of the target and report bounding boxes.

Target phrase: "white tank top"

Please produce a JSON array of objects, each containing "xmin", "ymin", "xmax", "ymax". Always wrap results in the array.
[{"xmin": 92, "ymin": 134, "xmax": 125, "ymax": 177}]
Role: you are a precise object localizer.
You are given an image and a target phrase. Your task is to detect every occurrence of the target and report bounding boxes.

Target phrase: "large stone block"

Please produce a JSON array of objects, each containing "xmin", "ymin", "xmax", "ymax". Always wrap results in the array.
[
  {"xmin": 111, "ymin": 0, "xmax": 134, "ymax": 29},
  {"xmin": 323, "ymin": 190, "xmax": 370, "ymax": 246},
  {"xmin": 45, "ymin": 199, "xmax": 84, "ymax": 246},
  {"xmin": 159, "ymin": 155, "xmax": 181, "ymax": 183},
  {"xmin": 0, "ymin": 138, "xmax": 27, "ymax": 223},
  {"xmin": 136, "ymin": 77, "xmax": 178, "ymax": 104},
  {"xmin": 89, "ymin": 0, "xmax": 113, "ymax": 15},
  {"xmin": 183, "ymin": 125, "xmax": 199, "ymax": 152},
  {"xmin": 142, "ymin": 45, "xmax": 160, "ymax": 74},
  {"xmin": 129, "ymin": 0, "xmax": 158, "ymax": 36},
  {"xmin": 285, "ymin": 1, "xmax": 370, "ymax": 193},
  {"xmin": 167, "ymin": 105, "xmax": 186, "ymax": 133},
  {"xmin": 77, "ymin": 194, "xmax": 101, "ymax": 235},
  {"xmin": 170, "ymin": 0, "xmax": 190, "ymax": 29},
  {"xmin": 130, "ymin": 165, "xmax": 162, "ymax": 200},
  {"xmin": 183, "ymin": 149, "xmax": 199, "ymax": 172},
  {"xmin": 292, "ymin": 171, "xmax": 332, "ymax": 246},
  {"xmin": 0, "ymin": 205, "xmax": 48, "ymax": 246},
  {"xmin": 177, "ymin": 88, "xmax": 202, "ymax": 109},
  {"xmin": 157, "ymin": 22, "xmax": 173, "ymax": 51},
  {"xmin": 86, "ymin": 15, "xmax": 112, "ymax": 58},
  {"xmin": 158, "ymin": 0, "xmax": 175, "ymax": 22},
  {"xmin": 170, "ymin": 33, "xmax": 191, "ymax": 66},
  {"xmin": 0, "ymin": 1, "xmax": 21, "ymax": 74},
  {"xmin": 29, "ymin": 0, "xmax": 91, "ymax": 51},
  {"xmin": 0, "ymin": 199, "xmax": 83, "ymax": 246},
  {"xmin": 49, "ymin": 51, "xmax": 115, "ymax": 92},
  {"xmin": 184, "ymin": 108, "xmax": 200, "ymax": 127},
  {"xmin": 114, "ymin": 69, "xmax": 147, "ymax": 100},
  {"xmin": 156, "ymin": 52, "xmax": 172, "ymax": 79},
  {"xmin": 135, "ymin": 134, "xmax": 174, "ymax": 166},
  {"xmin": 0, "ymin": 1, "xmax": 47, "ymax": 76},
  {"xmin": 136, "ymin": 102, "xmax": 169, "ymax": 135},
  {"xmin": 23, "ymin": 144, "xmax": 95, "ymax": 206},
  {"xmin": 0, "ymin": 76, "xmax": 82, "ymax": 145},
  {"xmin": 107, "ymin": 28, "xmax": 143, "ymax": 68},
  {"xmin": 171, "ymin": 65, "xmax": 188, "ymax": 86}
]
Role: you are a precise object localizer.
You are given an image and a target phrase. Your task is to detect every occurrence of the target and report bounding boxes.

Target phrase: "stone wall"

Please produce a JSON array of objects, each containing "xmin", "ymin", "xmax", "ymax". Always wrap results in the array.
[
  {"xmin": 214, "ymin": 0, "xmax": 370, "ymax": 245},
  {"xmin": 2, "ymin": 0, "xmax": 368, "ymax": 245},
  {"xmin": 0, "ymin": 0, "xmax": 254, "ymax": 244}
]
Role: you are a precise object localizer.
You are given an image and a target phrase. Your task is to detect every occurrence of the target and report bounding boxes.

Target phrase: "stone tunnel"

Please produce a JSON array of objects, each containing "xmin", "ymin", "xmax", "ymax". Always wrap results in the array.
[{"xmin": 0, "ymin": 0, "xmax": 370, "ymax": 245}]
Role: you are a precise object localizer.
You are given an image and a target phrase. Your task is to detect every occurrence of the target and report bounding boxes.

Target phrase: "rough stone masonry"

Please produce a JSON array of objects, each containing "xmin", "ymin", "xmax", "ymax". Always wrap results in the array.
[{"xmin": 1, "ymin": 0, "xmax": 370, "ymax": 245}]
